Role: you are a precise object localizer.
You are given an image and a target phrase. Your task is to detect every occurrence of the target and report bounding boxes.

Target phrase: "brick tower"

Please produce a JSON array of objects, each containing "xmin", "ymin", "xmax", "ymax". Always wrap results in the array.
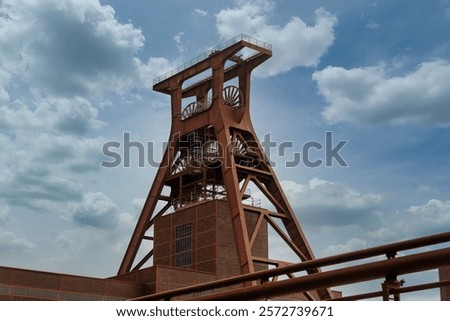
[{"xmin": 117, "ymin": 35, "xmax": 332, "ymax": 300}]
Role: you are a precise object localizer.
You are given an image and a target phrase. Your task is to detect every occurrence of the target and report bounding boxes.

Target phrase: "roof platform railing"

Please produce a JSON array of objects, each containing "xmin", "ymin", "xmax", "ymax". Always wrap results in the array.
[{"xmin": 152, "ymin": 34, "xmax": 272, "ymax": 86}]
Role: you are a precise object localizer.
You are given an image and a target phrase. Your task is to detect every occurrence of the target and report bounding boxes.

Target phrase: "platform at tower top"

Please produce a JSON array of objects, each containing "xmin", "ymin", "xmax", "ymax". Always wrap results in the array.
[{"xmin": 152, "ymin": 34, "xmax": 272, "ymax": 86}]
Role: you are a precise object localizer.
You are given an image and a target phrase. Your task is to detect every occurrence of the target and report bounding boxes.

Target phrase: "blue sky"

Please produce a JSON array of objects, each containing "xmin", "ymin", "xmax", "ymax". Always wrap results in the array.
[{"xmin": 1, "ymin": 0, "xmax": 450, "ymax": 300}]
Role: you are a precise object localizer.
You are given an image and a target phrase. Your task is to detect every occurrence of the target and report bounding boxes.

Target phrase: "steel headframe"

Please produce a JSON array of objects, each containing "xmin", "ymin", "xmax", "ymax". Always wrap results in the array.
[{"xmin": 119, "ymin": 34, "xmax": 333, "ymax": 300}]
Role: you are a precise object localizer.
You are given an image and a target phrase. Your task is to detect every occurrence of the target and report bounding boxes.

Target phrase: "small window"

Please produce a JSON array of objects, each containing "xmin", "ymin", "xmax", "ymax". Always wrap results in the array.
[
  {"xmin": 176, "ymin": 222, "xmax": 192, "ymax": 239},
  {"xmin": 175, "ymin": 222, "xmax": 192, "ymax": 267},
  {"xmin": 176, "ymin": 237, "xmax": 191, "ymax": 252},
  {"xmin": 175, "ymin": 251, "xmax": 192, "ymax": 267}
]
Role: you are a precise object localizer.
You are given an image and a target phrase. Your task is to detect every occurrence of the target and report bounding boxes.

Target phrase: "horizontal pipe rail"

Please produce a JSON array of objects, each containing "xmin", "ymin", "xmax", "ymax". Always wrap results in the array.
[
  {"xmin": 130, "ymin": 230, "xmax": 450, "ymax": 301},
  {"xmin": 330, "ymin": 290, "xmax": 384, "ymax": 301},
  {"xmin": 329, "ymin": 280, "xmax": 450, "ymax": 301},
  {"xmin": 190, "ymin": 246, "xmax": 450, "ymax": 300},
  {"xmin": 395, "ymin": 280, "xmax": 450, "ymax": 295}
]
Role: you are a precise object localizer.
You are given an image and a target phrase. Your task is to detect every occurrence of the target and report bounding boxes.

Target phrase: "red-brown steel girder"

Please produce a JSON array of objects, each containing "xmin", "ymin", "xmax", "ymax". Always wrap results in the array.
[{"xmin": 190, "ymin": 246, "xmax": 450, "ymax": 300}]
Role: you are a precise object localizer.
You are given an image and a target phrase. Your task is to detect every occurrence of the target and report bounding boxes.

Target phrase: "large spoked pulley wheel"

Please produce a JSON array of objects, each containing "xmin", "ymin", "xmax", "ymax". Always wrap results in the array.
[{"xmin": 223, "ymin": 85, "xmax": 243, "ymax": 109}]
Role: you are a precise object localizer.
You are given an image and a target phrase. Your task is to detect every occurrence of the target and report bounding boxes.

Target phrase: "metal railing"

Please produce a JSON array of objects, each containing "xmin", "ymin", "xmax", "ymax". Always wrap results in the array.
[
  {"xmin": 130, "ymin": 230, "xmax": 450, "ymax": 301},
  {"xmin": 153, "ymin": 34, "xmax": 272, "ymax": 85}
]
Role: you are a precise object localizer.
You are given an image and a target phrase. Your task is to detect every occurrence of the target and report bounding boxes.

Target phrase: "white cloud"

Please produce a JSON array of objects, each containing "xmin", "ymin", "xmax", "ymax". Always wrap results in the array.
[
  {"xmin": 315, "ymin": 198, "xmax": 450, "ymax": 258},
  {"xmin": 138, "ymin": 57, "xmax": 179, "ymax": 85},
  {"xmin": 46, "ymin": 200, "xmax": 137, "ymax": 275},
  {"xmin": 2, "ymin": 172, "xmax": 82, "ymax": 210},
  {"xmin": 174, "ymin": 31, "xmax": 186, "ymax": 54},
  {"xmin": 0, "ymin": 96, "xmax": 104, "ymax": 136},
  {"xmin": 0, "ymin": 104, "xmax": 106, "ymax": 210},
  {"xmin": 48, "ymin": 227, "xmax": 118, "ymax": 276},
  {"xmin": 0, "ymin": 203, "xmax": 10, "ymax": 223},
  {"xmin": 131, "ymin": 197, "xmax": 146, "ymax": 211},
  {"xmin": 285, "ymin": 177, "xmax": 383, "ymax": 211},
  {"xmin": 70, "ymin": 191, "xmax": 119, "ymax": 229},
  {"xmin": 321, "ymin": 237, "xmax": 367, "ymax": 256},
  {"xmin": 0, "ymin": 68, "xmax": 10, "ymax": 103},
  {"xmin": 280, "ymin": 178, "xmax": 384, "ymax": 227},
  {"xmin": 316, "ymin": 198, "xmax": 450, "ymax": 259},
  {"xmin": 174, "ymin": 32, "xmax": 184, "ymax": 45},
  {"xmin": 216, "ymin": 1, "xmax": 337, "ymax": 77},
  {"xmin": 366, "ymin": 20, "xmax": 380, "ymax": 29},
  {"xmin": 366, "ymin": 227, "xmax": 398, "ymax": 242},
  {"xmin": 0, "ymin": 0, "xmax": 166, "ymax": 217},
  {"xmin": 359, "ymin": 199, "xmax": 450, "ymax": 245},
  {"xmin": 313, "ymin": 59, "xmax": 450, "ymax": 125},
  {"xmin": 33, "ymin": 134, "xmax": 105, "ymax": 172},
  {"xmin": 0, "ymin": 229, "xmax": 37, "ymax": 251},
  {"xmin": 407, "ymin": 199, "xmax": 450, "ymax": 225},
  {"xmin": 194, "ymin": 8, "xmax": 208, "ymax": 17},
  {"xmin": 0, "ymin": 0, "xmax": 145, "ymax": 96}
]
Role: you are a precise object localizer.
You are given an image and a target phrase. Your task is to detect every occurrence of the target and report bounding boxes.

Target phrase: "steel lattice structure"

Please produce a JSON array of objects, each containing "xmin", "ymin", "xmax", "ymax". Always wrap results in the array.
[
  {"xmin": 117, "ymin": 35, "xmax": 450, "ymax": 301},
  {"xmin": 118, "ymin": 34, "xmax": 333, "ymax": 300}
]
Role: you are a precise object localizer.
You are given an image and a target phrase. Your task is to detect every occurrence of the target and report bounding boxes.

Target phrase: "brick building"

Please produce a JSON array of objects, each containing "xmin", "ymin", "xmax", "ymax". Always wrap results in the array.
[{"xmin": 1, "ymin": 199, "xmax": 326, "ymax": 300}]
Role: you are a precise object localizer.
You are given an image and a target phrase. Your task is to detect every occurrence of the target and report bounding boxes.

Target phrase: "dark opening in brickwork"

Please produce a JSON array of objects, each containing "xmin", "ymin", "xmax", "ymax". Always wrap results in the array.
[{"xmin": 175, "ymin": 222, "xmax": 192, "ymax": 267}]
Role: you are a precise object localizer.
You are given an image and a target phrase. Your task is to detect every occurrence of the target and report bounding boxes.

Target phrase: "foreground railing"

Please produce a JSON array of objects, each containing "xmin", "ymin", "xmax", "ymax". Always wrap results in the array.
[{"xmin": 129, "ymin": 230, "xmax": 450, "ymax": 301}]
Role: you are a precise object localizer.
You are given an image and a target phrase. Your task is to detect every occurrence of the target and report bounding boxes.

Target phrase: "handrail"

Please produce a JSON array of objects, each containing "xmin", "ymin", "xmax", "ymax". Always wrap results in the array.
[
  {"xmin": 153, "ymin": 34, "xmax": 272, "ymax": 85},
  {"xmin": 191, "ymin": 246, "xmax": 450, "ymax": 300},
  {"xmin": 129, "ymin": 230, "xmax": 450, "ymax": 300}
]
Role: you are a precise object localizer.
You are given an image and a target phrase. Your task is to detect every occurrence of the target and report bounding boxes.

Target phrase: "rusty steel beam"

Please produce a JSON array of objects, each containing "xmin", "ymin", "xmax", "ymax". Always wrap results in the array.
[
  {"xmin": 394, "ymin": 279, "xmax": 450, "ymax": 295},
  {"xmin": 188, "ymin": 246, "xmax": 450, "ymax": 300},
  {"xmin": 182, "ymin": 52, "xmax": 269, "ymax": 98},
  {"xmin": 154, "ymin": 37, "xmax": 271, "ymax": 94},
  {"xmin": 329, "ymin": 280, "xmax": 450, "ymax": 301},
  {"xmin": 118, "ymin": 149, "xmax": 172, "ymax": 275},
  {"xmin": 330, "ymin": 290, "xmax": 384, "ymax": 301},
  {"xmin": 130, "ymin": 230, "xmax": 450, "ymax": 301}
]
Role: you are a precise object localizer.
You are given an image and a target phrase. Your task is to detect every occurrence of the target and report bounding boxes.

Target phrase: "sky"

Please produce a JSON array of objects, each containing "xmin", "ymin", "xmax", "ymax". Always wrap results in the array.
[{"xmin": 1, "ymin": 0, "xmax": 450, "ymax": 300}]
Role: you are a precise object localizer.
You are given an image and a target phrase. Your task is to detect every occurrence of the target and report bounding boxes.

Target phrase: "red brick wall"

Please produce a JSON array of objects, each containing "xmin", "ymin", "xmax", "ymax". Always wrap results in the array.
[
  {"xmin": 439, "ymin": 266, "xmax": 450, "ymax": 300},
  {"xmin": 0, "ymin": 266, "xmax": 146, "ymax": 300},
  {"xmin": 154, "ymin": 199, "xmax": 268, "ymax": 279}
]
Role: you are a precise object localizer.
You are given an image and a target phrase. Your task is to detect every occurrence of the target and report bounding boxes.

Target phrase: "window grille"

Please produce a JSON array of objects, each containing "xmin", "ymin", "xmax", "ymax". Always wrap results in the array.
[{"xmin": 175, "ymin": 222, "xmax": 192, "ymax": 267}]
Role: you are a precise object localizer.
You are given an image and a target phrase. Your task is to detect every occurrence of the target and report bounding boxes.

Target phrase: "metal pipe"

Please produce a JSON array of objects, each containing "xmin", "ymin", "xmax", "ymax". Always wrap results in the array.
[
  {"xmin": 328, "ymin": 291, "xmax": 384, "ymax": 301},
  {"xmin": 129, "ymin": 230, "xmax": 450, "ymax": 301},
  {"xmin": 329, "ymin": 280, "xmax": 450, "ymax": 301},
  {"xmin": 394, "ymin": 280, "xmax": 450, "ymax": 295},
  {"xmin": 188, "ymin": 246, "xmax": 450, "ymax": 300}
]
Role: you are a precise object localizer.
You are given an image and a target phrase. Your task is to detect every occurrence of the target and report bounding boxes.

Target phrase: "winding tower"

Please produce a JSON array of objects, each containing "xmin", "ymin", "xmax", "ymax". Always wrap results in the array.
[{"xmin": 118, "ymin": 35, "xmax": 332, "ymax": 300}]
